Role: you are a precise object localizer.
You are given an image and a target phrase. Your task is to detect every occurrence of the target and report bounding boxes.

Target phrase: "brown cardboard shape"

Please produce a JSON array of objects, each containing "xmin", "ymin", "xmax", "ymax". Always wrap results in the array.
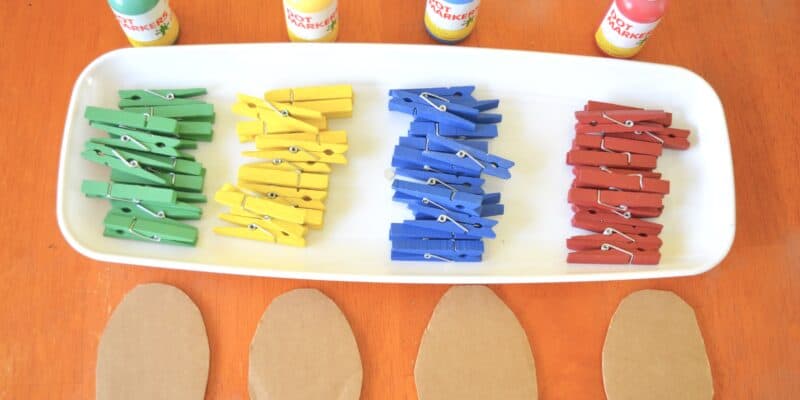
[
  {"xmin": 96, "ymin": 283, "xmax": 209, "ymax": 400},
  {"xmin": 415, "ymin": 285, "xmax": 539, "ymax": 400},
  {"xmin": 249, "ymin": 288, "xmax": 362, "ymax": 400},
  {"xmin": 603, "ymin": 289, "xmax": 713, "ymax": 400}
]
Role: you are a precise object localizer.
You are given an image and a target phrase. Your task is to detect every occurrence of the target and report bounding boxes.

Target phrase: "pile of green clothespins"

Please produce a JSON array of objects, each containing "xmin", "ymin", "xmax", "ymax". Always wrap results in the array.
[{"xmin": 80, "ymin": 89, "xmax": 215, "ymax": 246}]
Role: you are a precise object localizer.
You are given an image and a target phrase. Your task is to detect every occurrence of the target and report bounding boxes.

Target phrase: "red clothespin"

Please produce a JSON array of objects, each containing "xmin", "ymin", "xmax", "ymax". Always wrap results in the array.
[
  {"xmin": 575, "ymin": 121, "xmax": 666, "ymax": 135},
  {"xmin": 572, "ymin": 166, "xmax": 670, "ymax": 194},
  {"xmin": 573, "ymin": 134, "xmax": 662, "ymax": 156},
  {"xmin": 572, "ymin": 166, "xmax": 662, "ymax": 179},
  {"xmin": 572, "ymin": 209, "xmax": 663, "ymax": 235},
  {"xmin": 584, "ymin": 100, "xmax": 641, "ymax": 112},
  {"xmin": 572, "ymin": 205, "xmax": 663, "ymax": 218},
  {"xmin": 602, "ymin": 129, "xmax": 690, "ymax": 150},
  {"xmin": 567, "ymin": 228, "xmax": 662, "ymax": 251},
  {"xmin": 566, "ymin": 150, "xmax": 657, "ymax": 170},
  {"xmin": 568, "ymin": 188, "xmax": 664, "ymax": 211},
  {"xmin": 575, "ymin": 110, "xmax": 672, "ymax": 127},
  {"xmin": 567, "ymin": 245, "xmax": 661, "ymax": 265}
]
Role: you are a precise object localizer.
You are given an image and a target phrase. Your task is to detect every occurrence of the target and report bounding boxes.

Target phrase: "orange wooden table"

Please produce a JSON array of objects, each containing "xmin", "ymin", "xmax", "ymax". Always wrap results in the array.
[{"xmin": 1, "ymin": 1, "xmax": 798, "ymax": 398}]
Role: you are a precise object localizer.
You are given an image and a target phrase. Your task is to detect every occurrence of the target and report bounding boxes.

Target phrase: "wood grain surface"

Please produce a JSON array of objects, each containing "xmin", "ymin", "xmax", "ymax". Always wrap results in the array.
[{"xmin": 1, "ymin": 1, "xmax": 798, "ymax": 398}]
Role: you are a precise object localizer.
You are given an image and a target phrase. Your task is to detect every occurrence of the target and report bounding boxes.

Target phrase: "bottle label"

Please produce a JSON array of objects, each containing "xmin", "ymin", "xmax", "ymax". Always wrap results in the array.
[
  {"xmin": 284, "ymin": 1, "xmax": 339, "ymax": 40},
  {"xmin": 600, "ymin": 2, "xmax": 660, "ymax": 49},
  {"xmin": 112, "ymin": 0, "xmax": 175, "ymax": 42},
  {"xmin": 425, "ymin": 0, "xmax": 480, "ymax": 31}
]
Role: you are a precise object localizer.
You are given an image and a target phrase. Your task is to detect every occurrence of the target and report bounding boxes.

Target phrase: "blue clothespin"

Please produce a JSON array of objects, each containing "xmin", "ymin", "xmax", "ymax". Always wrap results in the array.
[
  {"xmin": 399, "ymin": 216, "xmax": 495, "ymax": 238},
  {"xmin": 395, "ymin": 177, "xmax": 483, "ymax": 196},
  {"xmin": 389, "ymin": 222, "xmax": 482, "ymax": 240},
  {"xmin": 388, "ymin": 99, "xmax": 476, "ymax": 131},
  {"xmin": 398, "ymin": 136, "xmax": 489, "ymax": 153},
  {"xmin": 408, "ymin": 121, "xmax": 498, "ymax": 138},
  {"xmin": 390, "ymin": 251, "xmax": 482, "ymax": 262},
  {"xmin": 391, "ymin": 86, "xmax": 499, "ymax": 111},
  {"xmin": 424, "ymin": 135, "xmax": 515, "ymax": 179},
  {"xmin": 392, "ymin": 179, "xmax": 483, "ymax": 214},
  {"xmin": 407, "ymin": 203, "xmax": 498, "ymax": 228},
  {"xmin": 392, "ymin": 146, "xmax": 481, "ymax": 177},
  {"xmin": 390, "ymin": 86, "xmax": 476, "ymax": 99},
  {"xmin": 392, "ymin": 238, "xmax": 484, "ymax": 260},
  {"xmin": 391, "ymin": 90, "xmax": 502, "ymax": 123},
  {"xmin": 390, "ymin": 90, "xmax": 481, "ymax": 118},
  {"xmin": 394, "ymin": 192, "xmax": 504, "ymax": 218},
  {"xmin": 394, "ymin": 168, "xmax": 485, "ymax": 191}
]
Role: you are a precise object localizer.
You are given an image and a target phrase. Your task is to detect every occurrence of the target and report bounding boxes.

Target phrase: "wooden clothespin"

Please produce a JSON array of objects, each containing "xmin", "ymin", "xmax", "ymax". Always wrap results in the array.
[
  {"xmin": 392, "ymin": 238, "xmax": 484, "ymax": 262},
  {"xmin": 244, "ymin": 133, "xmax": 348, "ymax": 164},
  {"xmin": 103, "ymin": 212, "xmax": 198, "ymax": 246},
  {"xmin": 118, "ymin": 88, "xmax": 208, "ymax": 108},
  {"xmin": 238, "ymin": 164, "xmax": 329, "ymax": 190},
  {"xmin": 84, "ymin": 143, "xmax": 204, "ymax": 176},
  {"xmin": 572, "ymin": 166, "xmax": 670, "ymax": 194},
  {"xmin": 82, "ymin": 180, "xmax": 202, "ymax": 220},
  {"xmin": 85, "ymin": 107, "xmax": 177, "ymax": 134},
  {"xmin": 567, "ymin": 228, "xmax": 662, "ymax": 251},
  {"xmin": 215, "ymin": 184, "xmax": 307, "ymax": 224},
  {"xmin": 214, "ymin": 213, "xmax": 307, "ymax": 247},
  {"xmin": 122, "ymin": 103, "xmax": 216, "ymax": 122},
  {"xmin": 264, "ymin": 84, "xmax": 353, "ymax": 118}
]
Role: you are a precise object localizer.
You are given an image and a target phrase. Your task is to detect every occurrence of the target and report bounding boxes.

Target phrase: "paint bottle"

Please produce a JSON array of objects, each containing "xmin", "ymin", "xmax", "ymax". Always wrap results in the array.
[
  {"xmin": 595, "ymin": 0, "xmax": 667, "ymax": 58},
  {"xmin": 283, "ymin": 0, "xmax": 339, "ymax": 42},
  {"xmin": 107, "ymin": 0, "xmax": 180, "ymax": 47},
  {"xmin": 424, "ymin": 0, "xmax": 480, "ymax": 44}
]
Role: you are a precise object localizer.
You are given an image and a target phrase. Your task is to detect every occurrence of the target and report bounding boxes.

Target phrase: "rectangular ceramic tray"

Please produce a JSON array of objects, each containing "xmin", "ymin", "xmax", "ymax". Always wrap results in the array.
[{"xmin": 57, "ymin": 43, "xmax": 735, "ymax": 283}]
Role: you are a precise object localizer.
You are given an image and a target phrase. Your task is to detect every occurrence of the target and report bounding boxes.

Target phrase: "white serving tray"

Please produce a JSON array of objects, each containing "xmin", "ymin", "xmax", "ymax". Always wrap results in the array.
[{"xmin": 57, "ymin": 43, "xmax": 735, "ymax": 283}]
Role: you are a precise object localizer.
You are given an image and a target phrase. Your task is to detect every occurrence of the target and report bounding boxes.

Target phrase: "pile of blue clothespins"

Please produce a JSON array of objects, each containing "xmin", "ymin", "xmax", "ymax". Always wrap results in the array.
[{"xmin": 388, "ymin": 86, "xmax": 514, "ymax": 262}]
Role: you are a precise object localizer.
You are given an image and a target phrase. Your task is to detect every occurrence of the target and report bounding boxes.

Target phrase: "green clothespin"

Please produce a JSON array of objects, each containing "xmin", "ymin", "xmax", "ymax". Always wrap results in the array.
[
  {"xmin": 81, "ymin": 181, "xmax": 201, "ymax": 220},
  {"xmin": 109, "ymin": 200, "xmax": 202, "ymax": 220},
  {"xmin": 82, "ymin": 180, "xmax": 176, "ymax": 204},
  {"xmin": 176, "ymin": 121, "xmax": 214, "ymax": 141},
  {"xmin": 103, "ymin": 211, "xmax": 198, "ymax": 246},
  {"xmin": 81, "ymin": 146, "xmax": 167, "ymax": 185},
  {"xmin": 121, "ymin": 104, "xmax": 216, "ymax": 123},
  {"xmin": 175, "ymin": 191, "xmax": 207, "ymax": 203},
  {"xmin": 84, "ymin": 143, "xmax": 204, "ymax": 176},
  {"xmin": 118, "ymin": 88, "xmax": 207, "ymax": 108},
  {"xmin": 90, "ymin": 122, "xmax": 195, "ymax": 159},
  {"xmin": 85, "ymin": 107, "xmax": 177, "ymax": 135},
  {"xmin": 111, "ymin": 169, "xmax": 204, "ymax": 193}
]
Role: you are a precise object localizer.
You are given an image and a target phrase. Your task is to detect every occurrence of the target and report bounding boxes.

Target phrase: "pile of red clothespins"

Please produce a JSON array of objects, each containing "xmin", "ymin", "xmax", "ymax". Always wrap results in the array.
[{"xmin": 565, "ymin": 101, "xmax": 691, "ymax": 265}]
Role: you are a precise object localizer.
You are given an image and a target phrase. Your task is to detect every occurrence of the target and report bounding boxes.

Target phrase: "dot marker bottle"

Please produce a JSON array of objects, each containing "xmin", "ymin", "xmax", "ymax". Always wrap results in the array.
[
  {"xmin": 283, "ymin": 0, "xmax": 339, "ymax": 42},
  {"xmin": 424, "ymin": 0, "xmax": 480, "ymax": 44},
  {"xmin": 107, "ymin": 0, "xmax": 180, "ymax": 47},
  {"xmin": 595, "ymin": 0, "xmax": 667, "ymax": 58}
]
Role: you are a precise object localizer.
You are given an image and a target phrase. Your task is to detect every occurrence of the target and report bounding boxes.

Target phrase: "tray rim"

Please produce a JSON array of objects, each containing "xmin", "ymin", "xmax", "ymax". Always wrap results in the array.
[{"xmin": 56, "ymin": 42, "xmax": 736, "ymax": 284}]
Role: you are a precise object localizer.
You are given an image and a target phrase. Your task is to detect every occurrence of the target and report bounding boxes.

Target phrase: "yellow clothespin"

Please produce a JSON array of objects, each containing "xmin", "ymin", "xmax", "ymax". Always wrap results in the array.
[
  {"xmin": 238, "ymin": 165, "xmax": 329, "ymax": 190},
  {"xmin": 236, "ymin": 94, "xmax": 324, "ymax": 121},
  {"xmin": 264, "ymin": 85, "xmax": 352, "ymax": 103},
  {"xmin": 244, "ymin": 134, "xmax": 348, "ymax": 165},
  {"xmin": 214, "ymin": 213, "xmax": 307, "ymax": 247},
  {"xmin": 233, "ymin": 182, "xmax": 327, "ymax": 210},
  {"xmin": 245, "ymin": 160, "xmax": 332, "ymax": 174},
  {"xmin": 237, "ymin": 182, "xmax": 327, "ymax": 201},
  {"xmin": 275, "ymin": 99, "xmax": 352, "ymax": 118},
  {"xmin": 267, "ymin": 130, "xmax": 348, "ymax": 144},
  {"xmin": 228, "ymin": 206, "xmax": 308, "ymax": 237},
  {"xmin": 232, "ymin": 103, "xmax": 319, "ymax": 134},
  {"xmin": 214, "ymin": 184, "xmax": 306, "ymax": 224},
  {"xmin": 265, "ymin": 85, "xmax": 353, "ymax": 118}
]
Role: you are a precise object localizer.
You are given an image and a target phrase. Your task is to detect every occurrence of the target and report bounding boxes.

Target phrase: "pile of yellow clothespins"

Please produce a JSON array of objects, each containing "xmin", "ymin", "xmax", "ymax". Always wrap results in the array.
[{"xmin": 214, "ymin": 84, "xmax": 353, "ymax": 247}]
